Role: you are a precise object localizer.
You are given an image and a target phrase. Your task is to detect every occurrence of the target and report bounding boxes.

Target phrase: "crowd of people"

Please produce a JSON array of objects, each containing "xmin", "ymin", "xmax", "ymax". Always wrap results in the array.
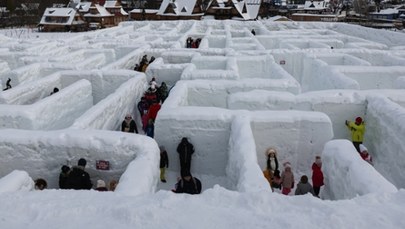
[
  {"xmin": 134, "ymin": 55, "xmax": 155, "ymax": 72},
  {"xmin": 120, "ymin": 77, "xmax": 169, "ymax": 138},
  {"xmin": 260, "ymin": 116, "xmax": 373, "ymax": 197},
  {"xmin": 34, "ymin": 158, "xmax": 118, "ymax": 192},
  {"xmin": 262, "ymin": 148, "xmax": 324, "ymax": 197},
  {"xmin": 186, "ymin": 37, "xmax": 201, "ymax": 49},
  {"xmin": 30, "ymin": 112, "xmax": 372, "ymax": 197}
]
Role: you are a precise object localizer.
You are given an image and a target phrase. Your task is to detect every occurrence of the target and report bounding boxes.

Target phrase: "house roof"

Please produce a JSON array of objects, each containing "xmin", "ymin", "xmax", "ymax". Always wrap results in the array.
[
  {"xmin": 232, "ymin": 0, "xmax": 262, "ymax": 20},
  {"xmin": 39, "ymin": 8, "xmax": 78, "ymax": 25},
  {"xmin": 157, "ymin": 0, "xmax": 200, "ymax": 16},
  {"xmin": 104, "ymin": 1, "xmax": 119, "ymax": 8},
  {"xmin": 76, "ymin": 2, "xmax": 92, "ymax": 13},
  {"xmin": 304, "ymin": 0, "xmax": 328, "ymax": 10},
  {"xmin": 84, "ymin": 4, "xmax": 113, "ymax": 17},
  {"xmin": 370, "ymin": 8, "xmax": 399, "ymax": 15}
]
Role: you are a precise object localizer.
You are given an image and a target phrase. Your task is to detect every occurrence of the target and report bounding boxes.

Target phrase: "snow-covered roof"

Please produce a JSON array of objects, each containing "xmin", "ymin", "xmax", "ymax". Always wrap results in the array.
[
  {"xmin": 0, "ymin": 7, "xmax": 9, "ymax": 13},
  {"xmin": 84, "ymin": 4, "xmax": 113, "ymax": 17},
  {"xmin": 39, "ymin": 8, "xmax": 78, "ymax": 25},
  {"xmin": 76, "ymin": 2, "xmax": 91, "ymax": 13},
  {"xmin": 232, "ymin": 0, "xmax": 262, "ymax": 20},
  {"xmin": 304, "ymin": 0, "xmax": 328, "ymax": 10},
  {"xmin": 267, "ymin": 15, "xmax": 291, "ymax": 21},
  {"xmin": 130, "ymin": 9, "xmax": 159, "ymax": 14},
  {"xmin": 370, "ymin": 8, "xmax": 399, "ymax": 15},
  {"xmin": 104, "ymin": 1, "xmax": 119, "ymax": 8},
  {"xmin": 157, "ymin": 0, "xmax": 200, "ymax": 16}
]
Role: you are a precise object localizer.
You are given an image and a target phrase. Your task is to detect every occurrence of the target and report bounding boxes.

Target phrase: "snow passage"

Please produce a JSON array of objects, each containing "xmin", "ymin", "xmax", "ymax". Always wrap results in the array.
[{"xmin": 0, "ymin": 20, "xmax": 405, "ymax": 228}]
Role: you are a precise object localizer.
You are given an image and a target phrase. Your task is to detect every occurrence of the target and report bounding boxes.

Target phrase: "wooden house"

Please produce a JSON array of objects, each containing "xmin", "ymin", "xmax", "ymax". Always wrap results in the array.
[
  {"xmin": 84, "ymin": 1, "xmax": 114, "ymax": 28},
  {"xmin": 39, "ymin": 7, "xmax": 86, "ymax": 32},
  {"xmin": 104, "ymin": 0, "xmax": 128, "ymax": 25}
]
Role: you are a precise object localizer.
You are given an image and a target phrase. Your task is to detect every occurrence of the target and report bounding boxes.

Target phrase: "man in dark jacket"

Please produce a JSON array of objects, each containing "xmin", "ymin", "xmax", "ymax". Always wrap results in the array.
[
  {"xmin": 173, "ymin": 171, "xmax": 201, "ymax": 195},
  {"xmin": 160, "ymin": 146, "xmax": 169, "ymax": 183},
  {"xmin": 66, "ymin": 158, "xmax": 92, "ymax": 190},
  {"xmin": 177, "ymin": 137, "xmax": 194, "ymax": 175}
]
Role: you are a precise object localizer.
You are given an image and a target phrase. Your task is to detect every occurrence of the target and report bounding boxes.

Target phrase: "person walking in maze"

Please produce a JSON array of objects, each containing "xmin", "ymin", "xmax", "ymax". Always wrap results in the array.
[
  {"xmin": 121, "ymin": 114, "xmax": 138, "ymax": 134},
  {"xmin": 177, "ymin": 137, "xmax": 194, "ymax": 175},
  {"xmin": 66, "ymin": 158, "xmax": 92, "ymax": 190}
]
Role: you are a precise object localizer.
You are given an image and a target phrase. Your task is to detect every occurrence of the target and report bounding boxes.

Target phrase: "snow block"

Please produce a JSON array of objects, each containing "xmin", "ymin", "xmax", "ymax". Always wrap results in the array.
[
  {"xmin": 0, "ymin": 170, "xmax": 34, "ymax": 194},
  {"xmin": 322, "ymin": 140, "xmax": 397, "ymax": 200}
]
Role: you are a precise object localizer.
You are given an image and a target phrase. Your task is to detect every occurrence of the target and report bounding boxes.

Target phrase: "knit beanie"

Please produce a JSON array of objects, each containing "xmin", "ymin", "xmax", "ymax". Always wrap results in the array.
[
  {"xmin": 359, "ymin": 144, "xmax": 368, "ymax": 153},
  {"xmin": 97, "ymin": 180, "xmax": 106, "ymax": 188}
]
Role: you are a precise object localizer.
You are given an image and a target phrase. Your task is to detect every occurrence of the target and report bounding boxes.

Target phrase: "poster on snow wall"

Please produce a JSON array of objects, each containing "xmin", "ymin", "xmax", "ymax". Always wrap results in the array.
[{"xmin": 96, "ymin": 160, "xmax": 110, "ymax": 170}]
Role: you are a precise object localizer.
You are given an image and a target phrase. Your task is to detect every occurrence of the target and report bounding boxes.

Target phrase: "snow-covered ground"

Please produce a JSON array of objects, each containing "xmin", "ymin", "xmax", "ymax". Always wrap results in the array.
[{"xmin": 1, "ymin": 20, "xmax": 405, "ymax": 228}]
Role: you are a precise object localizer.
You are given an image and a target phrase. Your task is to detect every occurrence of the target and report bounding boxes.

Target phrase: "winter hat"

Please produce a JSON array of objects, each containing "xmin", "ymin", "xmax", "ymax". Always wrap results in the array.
[
  {"xmin": 283, "ymin": 162, "xmax": 291, "ymax": 169},
  {"xmin": 97, "ymin": 180, "xmax": 106, "ymax": 188},
  {"xmin": 355, "ymin": 117, "xmax": 362, "ymax": 123},
  {"xmin": 266, "ymin": 148, "xmax": 277, "ymax": 156},
  {"xmin": 359, "ymin": 144, "xmax": 368, "ymax": 153},
  {"xmin": 78, "ymin": 158, "xmax": 87, "ymax": 166}
]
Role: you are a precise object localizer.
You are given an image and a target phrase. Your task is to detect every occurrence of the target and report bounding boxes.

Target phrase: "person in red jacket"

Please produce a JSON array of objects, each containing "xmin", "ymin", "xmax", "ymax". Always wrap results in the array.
[
  {"xmin": 311, "ymin": 156, "xmax": 324, "ymax": 197},
  {"xmin": 148, "ymin": 100, "xmax": 161, "ymax": 121}
]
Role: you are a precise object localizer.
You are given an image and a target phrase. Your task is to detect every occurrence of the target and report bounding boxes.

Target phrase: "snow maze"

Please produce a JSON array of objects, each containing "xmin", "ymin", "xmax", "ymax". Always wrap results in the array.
[{"xmin": 0, "ymin": 20, "xmax": 405, "ymax": 199}]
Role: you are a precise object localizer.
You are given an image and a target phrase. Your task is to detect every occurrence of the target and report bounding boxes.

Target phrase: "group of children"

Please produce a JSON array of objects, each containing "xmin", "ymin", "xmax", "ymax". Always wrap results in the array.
[{"xmin": 263, "ymin": 148, "xmax": 324, "ymax": 197}]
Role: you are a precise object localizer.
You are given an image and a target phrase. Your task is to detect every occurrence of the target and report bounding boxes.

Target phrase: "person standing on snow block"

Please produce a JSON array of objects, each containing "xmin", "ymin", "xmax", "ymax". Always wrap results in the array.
[
  {"xmin": 345, "ymin": 117, "xmax": 365, "ymax": 153},
  {"xmin": 172, "ymin": 171, "xmax": 201, "ymax": 195},
  {"xmin": 59, "ymin": 165, "xmax": 71, "ymax": 189},
  {"xmin": 311, "ymin": 156, "xmax": 324, "ymax": 197},
  {"xmin": 66, "ymin": 158, "xmax": 92, "ymax": 190},
  {"xmin": 359, "ymin": 144, "xmax": 373, "ymax": 165},
  {"xmin": 177, "ymin": 137, "xmax": 194, "ymax": 176},
  {"xmin": 281, "ymin": 162, "xmax": 294, "ymax": 195},
  {"xmin": 121, "ymin": 114, "xmax": 138, "ymax": 134},
  {"xmin": 160, "ymin": 146, "xmax": 169, "ymax": 183}
]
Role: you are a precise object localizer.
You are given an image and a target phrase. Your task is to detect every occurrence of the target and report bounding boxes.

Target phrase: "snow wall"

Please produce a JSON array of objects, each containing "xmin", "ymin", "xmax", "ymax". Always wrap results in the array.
[
  {"xmin": 155, "ymin": 83, "xmax": 334, "ymax": 180},
  {"xmin": 0, "ymin": 79, "xmax": 93, "ymax": 130},
  {"xmin": 0, "ymin": 129, "xmax": 159, "ymax": 196},
  {"xmin": 365, "ymin": 95, "xmax": 405, "ymax": 189},
  {"xmin": 322, "ymin": 140, "xmax": 397, "ymax": 200},
  {"xmin": 0, "ymin": 170, "xmax": 34, "ymax": 194}
]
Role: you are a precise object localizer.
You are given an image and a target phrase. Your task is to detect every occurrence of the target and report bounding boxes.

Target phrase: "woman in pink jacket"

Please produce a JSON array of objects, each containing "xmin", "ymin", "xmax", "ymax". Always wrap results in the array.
[{"xmin": 281, "ymin": 162, "xmax": 294, "ymax": 195}]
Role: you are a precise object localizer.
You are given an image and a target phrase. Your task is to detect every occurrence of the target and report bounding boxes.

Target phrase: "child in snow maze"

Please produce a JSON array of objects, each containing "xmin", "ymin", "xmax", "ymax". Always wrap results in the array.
[
  {"xmin": 295, "ymin": 175, "xmax": 315, "ymax": 196},
  {"xmin": 311, "ymin": 156, "xmax": 324, "ymax": 197},
  {"xmin": 359, "ymin": 144, "xmax": 373, "ymax": 165},
  {"xmin": 281, "ymin": 162, "xmax": 295, "ymax": 195}
]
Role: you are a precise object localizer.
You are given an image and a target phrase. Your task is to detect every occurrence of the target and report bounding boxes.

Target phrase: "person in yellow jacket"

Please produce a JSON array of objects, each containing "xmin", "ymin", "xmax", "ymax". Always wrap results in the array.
[{"xmin": 345, "ymin": 117, "xmax": 365, "ymax": 153}]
